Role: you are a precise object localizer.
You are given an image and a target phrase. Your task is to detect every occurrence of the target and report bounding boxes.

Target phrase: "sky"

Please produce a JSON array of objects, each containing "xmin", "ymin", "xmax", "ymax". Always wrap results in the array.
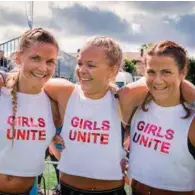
[{"xmin": 0, "ymin": 1, "xmax": 195, "ymax": 56}]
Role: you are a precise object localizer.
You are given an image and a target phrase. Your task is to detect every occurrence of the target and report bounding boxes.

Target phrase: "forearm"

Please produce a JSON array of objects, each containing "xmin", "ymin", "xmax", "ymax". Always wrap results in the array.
[{"xmin": 118, "ymin": 78, "xmax": 148, "ymax": 124}]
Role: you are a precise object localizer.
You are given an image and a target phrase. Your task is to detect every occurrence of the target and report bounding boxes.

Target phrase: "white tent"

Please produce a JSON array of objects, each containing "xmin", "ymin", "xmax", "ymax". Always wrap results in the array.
[{"xmin": 115, "ymin": 71, "xmax": 133, "ymax": 88}]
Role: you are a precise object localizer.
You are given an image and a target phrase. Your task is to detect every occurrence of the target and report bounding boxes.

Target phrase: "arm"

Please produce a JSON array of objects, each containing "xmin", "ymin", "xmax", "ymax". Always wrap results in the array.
[
  {"xmin": 49, "ymin": 99, "xmax": 63, "ymax": 160},
  {"xmin": 181, "ymin": 80, "xmax": 195, "ymax": 104},
  {"xmin": 118, "ymin": 77, "xmax": 148, "ymax": 124},
  {"xmin": 188, "ymin": 117, "xmax": 195, "ymax": 147},
  {"xmin": 44, "ymin": 78, "xmax": 75, "ymax": 125},
  {"xmin": 44, "ymin": 78, "xmax": 74, "ymax": 104},
  {"xmin": 46, "ymin": 79, "xmax": 74, "ymax": 160},
  {"xmin": 50, "ymin": 99, "xmax": 62, "ymax": 128}
]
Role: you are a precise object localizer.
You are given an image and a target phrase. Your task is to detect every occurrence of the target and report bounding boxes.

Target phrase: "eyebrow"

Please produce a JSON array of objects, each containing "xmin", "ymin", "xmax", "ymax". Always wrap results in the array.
[
  {"xmin": 86, "ymin": 60, "xmax": 95, "ymax": 63},
  {"xmin": 77, "ymin": 60, "xmax": 95, "ymax": 63},
  {"xmin": 47, "ymin": 58, "xmax": 55, "ymax": 61},
  {"xmin": 31, "ymin": 55, "xmax": 55, "ymax": 61}
]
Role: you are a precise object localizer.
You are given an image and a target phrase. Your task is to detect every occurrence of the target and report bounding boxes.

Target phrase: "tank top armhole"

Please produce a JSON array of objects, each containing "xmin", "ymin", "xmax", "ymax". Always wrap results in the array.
[
  {"xmin": 44, "ymin": 92, "xmax": 56, "ymax": 137},
  {"xmin": 188, "ymin": 137, "xmax": 195, "ymax": 160}
]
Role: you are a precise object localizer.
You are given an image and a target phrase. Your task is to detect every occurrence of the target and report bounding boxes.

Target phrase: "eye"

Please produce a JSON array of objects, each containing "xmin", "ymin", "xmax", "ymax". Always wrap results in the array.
[
  {"xmin": 88, "ymin": 63, "xmax": 96, "ymax": 68},
  {"xmin": 77, "ymin": 62, "xmax": 82, "ymax": 67},
  {"xmin": 162, "ymin": 70, "xmax": 172, "ymax": 74},
  {"xmin": 31, "ymin": 56, "xmax": 40, "ymax": 62},
  {"xmin": 47, "ymin": 60, "xmax": 56, "ymax": 66},
  {"xmin": 146, "ymin": 69, "xmax": 155, "ymax": 75}
]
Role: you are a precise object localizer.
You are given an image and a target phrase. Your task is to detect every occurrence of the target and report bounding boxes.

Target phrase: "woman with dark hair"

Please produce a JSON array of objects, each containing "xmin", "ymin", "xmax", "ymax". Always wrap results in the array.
[{"xmin": 125, "ymin": 41, "xmax": 195, "ymax": 195}]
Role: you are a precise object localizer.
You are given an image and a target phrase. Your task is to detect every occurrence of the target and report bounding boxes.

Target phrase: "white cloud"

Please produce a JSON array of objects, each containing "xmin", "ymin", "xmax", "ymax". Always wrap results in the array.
[{"xmin": 0, "ymin": 1, "xmax": 195, "ymax": 54}]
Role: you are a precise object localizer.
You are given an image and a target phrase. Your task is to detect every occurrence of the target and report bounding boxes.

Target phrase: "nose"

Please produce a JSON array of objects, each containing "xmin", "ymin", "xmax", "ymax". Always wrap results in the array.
[
  {"xmin": 78, "ymin": 65, "xmax": 88, "ymax": 75},
  {"xmin": 153, "ymin": 74, "xmax": 164, "ymax": 85},
  {"xmin": 37, "ymin": 62, "xmax": 47, "ymax": 72}
]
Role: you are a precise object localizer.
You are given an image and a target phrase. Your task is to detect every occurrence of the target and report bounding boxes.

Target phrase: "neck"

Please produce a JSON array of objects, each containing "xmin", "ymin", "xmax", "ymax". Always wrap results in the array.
[
  {"xmin": 83, "ymin": 87, "xmax": 109, "ymax": 100},
  {"xmin": 153, "ymin": 92, "xmax": 181, "ymax": 107},
  {"xmin": 18, "ymin": 75, "xmax": 42, "ymax": 94}
]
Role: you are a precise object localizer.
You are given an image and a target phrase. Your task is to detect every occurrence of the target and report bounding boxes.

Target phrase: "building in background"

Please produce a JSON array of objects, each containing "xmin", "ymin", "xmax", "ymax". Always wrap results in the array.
[
  {"xmin": 123, "ymin": 49, "xmax": 144, "ymax": 76},
  {"xmin": 55, "ymin": 50, "xmax": 77, "ymax": 82}
]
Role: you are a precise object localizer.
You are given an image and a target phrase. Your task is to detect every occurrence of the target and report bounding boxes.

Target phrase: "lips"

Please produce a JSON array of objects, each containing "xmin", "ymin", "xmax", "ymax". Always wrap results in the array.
[
  {"xmin": 32, "ymin": 72, "xmax": 46, "ymax": 78},
  {"xmin": 154, "ymin": 86, "xmax": 167, "ymax": 90},
  {"xmin": 80, "ymin": 77, "xmax": 92, "ymax": 81}
]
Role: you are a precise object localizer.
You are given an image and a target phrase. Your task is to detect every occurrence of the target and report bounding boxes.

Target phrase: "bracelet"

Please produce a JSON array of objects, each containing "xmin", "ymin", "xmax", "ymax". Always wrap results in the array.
[{"xmin": 0, "ymin": 70, "xmax": 7, "ymax": 84}]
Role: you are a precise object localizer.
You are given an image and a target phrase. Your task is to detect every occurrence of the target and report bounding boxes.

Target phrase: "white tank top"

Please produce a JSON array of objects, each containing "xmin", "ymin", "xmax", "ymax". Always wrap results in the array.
[
  {"xmin": 0, "ymin": 87, "xmax": 55, "ymax": 176},
  {"xmin": 58, "ymin": 85, "xmax": 125, "ymax": 180},
  {"xmin": 129, "ymin": 101, "xmax": 195, "ymax": 191}
]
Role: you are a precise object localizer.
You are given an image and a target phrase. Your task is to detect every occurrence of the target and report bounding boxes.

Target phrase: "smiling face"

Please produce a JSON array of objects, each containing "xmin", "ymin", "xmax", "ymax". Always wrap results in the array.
[
  {"xmin": 76, "ymin": 45, "xmax": 116, "ymax": 99},
  {"xmin": 16, "ymin": 42, "xmax": 57, "ymax": 90},
  {"xmin": 145, "ymin": 55, "xmax": 186, "ymax": 107}
]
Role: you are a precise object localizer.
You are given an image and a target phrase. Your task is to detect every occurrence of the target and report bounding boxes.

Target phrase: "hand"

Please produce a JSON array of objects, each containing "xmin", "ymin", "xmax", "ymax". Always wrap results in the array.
[
  {"xmin": 108, "ymin": 82, "xmax": 119, "ymax": 95},
  {"xmin": 53, "ymin": 134, "xmax": 65, "ymax": 151},
  {"xmin": 120, "ymin": 157, "xmax": 129, "ymax": 174}
]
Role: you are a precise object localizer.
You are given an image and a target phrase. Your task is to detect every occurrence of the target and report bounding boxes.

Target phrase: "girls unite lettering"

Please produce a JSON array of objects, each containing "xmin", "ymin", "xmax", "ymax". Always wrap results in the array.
[
  {"xmin": 133, "ymin": 121, "xmax": 175, "ymax": 154},
  {"xmin": 69, "ymin": 116, "xmax": 110, "ymax": 145},
  {"xmin": 6, "ymin": 116, "xmax": 46, "ymax": 140}
]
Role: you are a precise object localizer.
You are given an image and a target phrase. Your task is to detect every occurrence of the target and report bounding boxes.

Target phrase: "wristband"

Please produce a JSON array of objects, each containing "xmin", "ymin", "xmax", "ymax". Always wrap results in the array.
[
  {"xmin": 0, "ymin": 70, "xmax": 7, "ymax": 84},
  {"xmin": 56, "ymin": 126, "xmax": 62, "ymax": 134}
]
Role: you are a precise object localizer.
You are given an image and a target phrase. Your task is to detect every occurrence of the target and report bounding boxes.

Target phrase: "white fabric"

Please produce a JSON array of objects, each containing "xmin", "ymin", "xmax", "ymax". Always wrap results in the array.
[
  {"xmin": 129, "ymin": 101, "xmax": 195, "ymax": 191},
  {"xmin": 0, "ymin": 87, "xmax": 55, "ymax": 176},
  {"xmin": 58, "ymin": 85, "xmax": 125, "ymax": 180}
]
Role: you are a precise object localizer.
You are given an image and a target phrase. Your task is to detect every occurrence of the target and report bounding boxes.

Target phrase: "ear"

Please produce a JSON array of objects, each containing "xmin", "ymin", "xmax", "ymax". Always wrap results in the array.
[
  {"xmin": 108, "ymin": 65, "xmax": 119, "ymax": 80},
  {"xmin": 14, "ymin": 51, "xmax": 21, "ymax": 65},
  {"xmin": 180, "ymin": 67, "xmax": 187, "ymax": 80}
]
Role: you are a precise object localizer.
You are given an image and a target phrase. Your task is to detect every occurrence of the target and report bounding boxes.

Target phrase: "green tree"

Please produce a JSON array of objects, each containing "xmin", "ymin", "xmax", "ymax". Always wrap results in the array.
[
  {"xmin": 143, "ymin": 42, "xmax": 153, "ymax": 49},
  {"xmin": 139, "ymin": 42, "xmax": 153, "ymax": 56},
  {"xmin": 123, "ymin": 58, "xmax": 136, "ymax": 74},
  {"xmin": 187, "ymin": 57, "xmax": 195, "ymax": 84}
]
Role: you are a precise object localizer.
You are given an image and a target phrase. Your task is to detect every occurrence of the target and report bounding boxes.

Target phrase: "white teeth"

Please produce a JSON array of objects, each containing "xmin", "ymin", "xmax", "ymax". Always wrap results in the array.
[
  {"xmin": 32, "ymin": 73, "xmax": 45, "ymax": 78},
  {"xmin": 154, "ymin": 87, "xmax": 166, "ymax": 90},
  {"xmin": 81, "ymin": 78, "xmax": 91, "ymax": 81}
]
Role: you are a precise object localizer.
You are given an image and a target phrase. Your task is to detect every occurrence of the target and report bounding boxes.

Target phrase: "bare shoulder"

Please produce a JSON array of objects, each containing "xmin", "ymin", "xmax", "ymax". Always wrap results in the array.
[
  {"xmin": 188, "ymin": 116, "xmax": 195, "ymax": 146},
  {"xmin": 45, "ymin": 78, "xmax": 74, "ymax": 91},
  {"xmin": 44, "ymin": 78, "xmax": 75, "ymax": 103}
]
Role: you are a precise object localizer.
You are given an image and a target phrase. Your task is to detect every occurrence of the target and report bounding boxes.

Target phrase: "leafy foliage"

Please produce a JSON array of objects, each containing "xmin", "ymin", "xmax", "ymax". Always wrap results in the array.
[
  {"xmin": 123, "ymin": 58, "xmax": 136, "ymax": 74},
  {"xmin": 187, "ymin": 57, "xmax": 195, "ymax": 84}
]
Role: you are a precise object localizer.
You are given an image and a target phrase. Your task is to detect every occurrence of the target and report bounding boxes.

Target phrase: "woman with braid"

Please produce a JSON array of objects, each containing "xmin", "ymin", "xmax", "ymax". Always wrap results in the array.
[
  {"xmin": 0, "ymin": 28, "xmax": 62, "ymax": 195},
  {"xmin": 1, "ymin": 38, "xmax": 195, "ymax": 195},
  {"xmin": 119, "ymin": 41, "xmax": 195, "ymax": 195},
  {"xmin": 0, "ymin": 36, "xmax": 130, "ymax": 195}
]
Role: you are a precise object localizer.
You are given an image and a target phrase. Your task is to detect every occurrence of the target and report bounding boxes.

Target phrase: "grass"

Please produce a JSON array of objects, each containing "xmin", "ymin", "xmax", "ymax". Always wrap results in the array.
[{"xmin": 40, "ymin": 158, "xmax": 58, "ymax": 190}]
